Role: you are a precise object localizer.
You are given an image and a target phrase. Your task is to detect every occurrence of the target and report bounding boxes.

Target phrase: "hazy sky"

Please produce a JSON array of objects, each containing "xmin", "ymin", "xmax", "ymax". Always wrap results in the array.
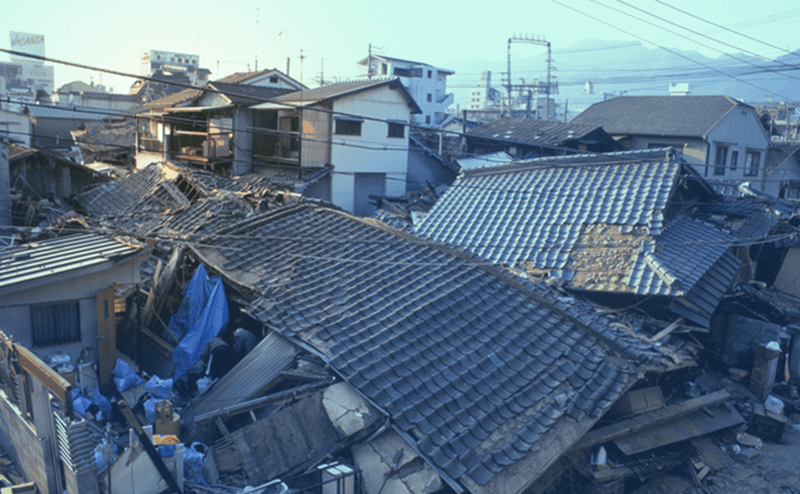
[{"xmin": 3, "ymin": 0, "xmax": 799, "ymax": 94}]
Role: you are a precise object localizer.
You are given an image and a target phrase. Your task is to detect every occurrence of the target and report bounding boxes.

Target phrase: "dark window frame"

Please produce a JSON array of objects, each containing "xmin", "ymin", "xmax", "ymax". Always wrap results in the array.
[
  {"xmin": 714, "ymin": 145, "xmax": 727, "ymax": 176},
  {"xmin": 744, "ymin": 150, "xmax": 761, "ymax": 177},
  {"xmin": 31, "ymin": 301, "xmax": 81, "ymax": 348},
  {"xmin": 730, "ymin": 150, "xmax": 739, "ymax": 171},
  {"xmin": 335, "ymin": 119, "xmax": 362, "ymax": 136},
  {"xmin": 387, "ymin": 122, "xmax": 405, "ymax": 138}
]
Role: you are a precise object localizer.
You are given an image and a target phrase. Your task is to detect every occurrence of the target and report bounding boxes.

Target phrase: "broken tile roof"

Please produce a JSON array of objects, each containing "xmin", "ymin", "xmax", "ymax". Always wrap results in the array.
[
  {"xmin": 0, "ymin": 234, "xmax": 146, "ymax": 293},
  {"xmin": 70, "ymin": 119, "xmax": 135, "ymax": 156},
  {"xmin": 468, "ymin": 118, "xmax": 615, "ymax": 149},
  {"xmin": 190, "ymin": 203, "xmax": 682, "ymax": 493},
  {"xmin": 570, "ymin": 95, "xmax": 752, "ymax": 137},
  {"xmin": 416, "ymin": 149, "xmax": 683, "ymax": 268},
  {"xmin": 415, "ymin": 150, "xmax": 738, "ymax": 326}
]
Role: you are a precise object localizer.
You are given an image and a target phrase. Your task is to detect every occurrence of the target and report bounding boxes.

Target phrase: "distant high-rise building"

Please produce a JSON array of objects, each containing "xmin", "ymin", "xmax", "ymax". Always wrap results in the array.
[{"xmin": 357, "ymin": 54, "xmax": 454, "ymax": 127}]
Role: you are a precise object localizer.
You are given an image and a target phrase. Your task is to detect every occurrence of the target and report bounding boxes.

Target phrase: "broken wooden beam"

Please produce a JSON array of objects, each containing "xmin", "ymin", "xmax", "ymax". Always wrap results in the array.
[
  {"xmin": 647, "ymin": 318, "xmax": 684, "ymax": 343},
  {"xmin": 571, "ymin": 390, "xmax": 730, "ymax": 452},
  {"xmin": 154, "ymin": 247, "xmax": 184, "ymax": 319}
]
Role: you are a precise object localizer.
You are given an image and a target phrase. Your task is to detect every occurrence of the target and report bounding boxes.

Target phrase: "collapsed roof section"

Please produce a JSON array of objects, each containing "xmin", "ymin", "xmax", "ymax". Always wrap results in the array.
[
  {"xmin": 189, "ymin": 202, "xmax": 688, "ymax": 493},
  {"xmin": 71, "ymin": 161, "xmax": 300, "ymax": 238},
  {"xmin": 415, "ymin": 148, "xmax": 740, "ymax": 326}
]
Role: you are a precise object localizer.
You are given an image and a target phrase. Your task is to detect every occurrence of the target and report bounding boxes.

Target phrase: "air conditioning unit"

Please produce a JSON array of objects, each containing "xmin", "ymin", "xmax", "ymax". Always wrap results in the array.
[{"xmin": 319, "ymin": 462, "xmax": 355, "ymax": 494}]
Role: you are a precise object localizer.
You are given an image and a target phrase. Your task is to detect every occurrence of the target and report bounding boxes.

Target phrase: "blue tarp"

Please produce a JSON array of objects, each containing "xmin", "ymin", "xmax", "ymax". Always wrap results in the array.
[{"xmin": 167, "ymin": 265, "xmax": 229, "ymax": 381}]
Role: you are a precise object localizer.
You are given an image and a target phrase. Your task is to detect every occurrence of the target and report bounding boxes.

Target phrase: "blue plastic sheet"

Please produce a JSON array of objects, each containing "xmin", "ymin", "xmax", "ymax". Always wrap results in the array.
[
  {"xmin": 145, "ymin": 375, "xmax": 173, "ymax": 399},
  {"xmin": 113, "ymin": 359, "xmax": 143, "ymax": 393},
  {"xmin": 184, "ymin": 442, "xmax": 208, "ymax": 486},
  {"xmin": 168, "ymin": 265, "xmax": 229, "ymax": 381}
]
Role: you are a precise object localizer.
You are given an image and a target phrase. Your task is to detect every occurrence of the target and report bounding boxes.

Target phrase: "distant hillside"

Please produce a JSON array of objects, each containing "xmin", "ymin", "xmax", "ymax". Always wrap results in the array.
[{"xmin": 444, "ymin": 40, "xmax": 800, "ymax": 117}]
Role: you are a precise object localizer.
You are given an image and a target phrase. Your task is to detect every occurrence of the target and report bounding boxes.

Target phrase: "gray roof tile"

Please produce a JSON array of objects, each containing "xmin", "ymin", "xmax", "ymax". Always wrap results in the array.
[{"xmin": 193, "ymin": 204, "xmax": 659, "ymax": 488}]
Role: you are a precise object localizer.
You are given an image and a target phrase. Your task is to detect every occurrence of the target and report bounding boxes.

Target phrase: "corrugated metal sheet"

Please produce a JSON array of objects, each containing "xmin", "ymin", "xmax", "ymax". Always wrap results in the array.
[
  {"xmin": 25, "ymin": 105, "xmax": 108, "ymax": 120},
  {"xmin": 456, "ymin": 152, "xmax": 514, "ymax": 170},
  {"xmin": 0, "ymin": 234, "xmax": 144, "ymax": 290},
  {"xmin": 190, "ymin": 331, "xmax": 298, "ymax": 417}
]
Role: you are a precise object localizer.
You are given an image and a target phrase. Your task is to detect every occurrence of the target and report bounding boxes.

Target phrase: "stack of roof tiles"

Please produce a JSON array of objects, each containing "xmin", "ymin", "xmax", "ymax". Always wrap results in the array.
[{"xmin": 190, "ymin": 203, "xmax": 669, "ymax": 491}]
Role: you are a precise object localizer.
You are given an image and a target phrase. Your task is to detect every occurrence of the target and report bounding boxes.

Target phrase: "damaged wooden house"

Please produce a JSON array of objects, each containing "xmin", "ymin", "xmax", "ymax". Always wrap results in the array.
[{"xmin": 173, "ymin": 200, "xmax": 698, "ymax": 494}]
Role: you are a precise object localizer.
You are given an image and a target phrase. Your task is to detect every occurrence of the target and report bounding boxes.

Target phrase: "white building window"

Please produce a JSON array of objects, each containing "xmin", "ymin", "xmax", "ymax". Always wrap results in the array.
[{"xmin": 730, "ymin": 150, "xmax": 738, "ymax": 171}]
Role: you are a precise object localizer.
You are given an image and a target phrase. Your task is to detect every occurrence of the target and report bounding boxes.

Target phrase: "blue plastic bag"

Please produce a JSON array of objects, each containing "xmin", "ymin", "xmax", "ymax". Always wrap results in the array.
[
  {"xmin": 158, "ymin": 444, "xmax": 176, "ymax": 457},
  {"xmin": 90, "ymin": 388, "xmax": 112, "ymax": 414},
  {"xmin": 184, "ymin": 441, "xmax": 208, "ymax": 486},
  {"xmin": 145, "ymin": 375, "xmax": 173, "ymax": 399},
  {"xmin": 73, "ymin": 396, "xmax": 92, "ymax": 416},
  {"xmin": 144, "ymin": 397, "xmax": 159, "ymax": 425},
  {"xmin": 112, "ymin": 359, "xmax": 143, "ymax": 393}
]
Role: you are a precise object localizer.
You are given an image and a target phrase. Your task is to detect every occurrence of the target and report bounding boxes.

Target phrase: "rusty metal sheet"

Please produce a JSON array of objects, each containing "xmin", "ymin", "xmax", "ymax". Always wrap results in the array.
[{"xmin": 614, "ymin": 402, "xmax": 743, "ymax": 455}]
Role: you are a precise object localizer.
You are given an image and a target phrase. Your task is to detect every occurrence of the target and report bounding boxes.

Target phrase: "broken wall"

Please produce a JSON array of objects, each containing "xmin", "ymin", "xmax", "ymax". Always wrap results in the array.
[
  {"xmin": 716, "ymin": 314, "xmax": 783, "ymax": 368},
  {"xmin": 0, "ymin": 384, "xmax": 56, "ymax": 493}
]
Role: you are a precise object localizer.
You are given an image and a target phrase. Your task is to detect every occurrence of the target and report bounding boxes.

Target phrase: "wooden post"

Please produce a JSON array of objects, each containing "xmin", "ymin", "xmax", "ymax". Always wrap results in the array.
[{"xmin": 96, "ymin": 287, "xmax": 117, "ymax": 384}]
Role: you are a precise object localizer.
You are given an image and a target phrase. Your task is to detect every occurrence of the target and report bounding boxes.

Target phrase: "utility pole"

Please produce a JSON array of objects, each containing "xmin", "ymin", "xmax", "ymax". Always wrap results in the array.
[
  {"xmin": 368, "ymin": 43, "xmax": 373, "ymax": 79},
  {"xmin": 507, "ymin": 34, "xmax": 554, "ymax": 119},
  {"xmin": 299, "ymin": 49, "xmax": 306, "ymax": 85},
  {"xmin": 255, "ymin": 7, "xmax": 260, "ymax": 72}
]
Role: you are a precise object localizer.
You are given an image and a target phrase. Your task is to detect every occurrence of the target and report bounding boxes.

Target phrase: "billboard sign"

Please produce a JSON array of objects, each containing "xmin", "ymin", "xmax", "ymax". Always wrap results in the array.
[{"xmin": 9, "ymin": 31, "xmax": 45, "ymax": 64}]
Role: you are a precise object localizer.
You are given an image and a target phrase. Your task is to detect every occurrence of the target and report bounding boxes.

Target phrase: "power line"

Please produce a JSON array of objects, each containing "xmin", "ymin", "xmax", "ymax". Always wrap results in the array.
[
  {"xmin": 550, "ymin": 0, "xmax": 799, "ymax": 104},
  {"xmin": 652, "ymin": 0, "xmax": 800, "ymax": 61},
  {"xmin": 611, "ymin": 0, "xmax": 800, "ymax": 77},
  {"xmin": 584, "ymin": 0, "xmax": 800, "ymax": 100}
]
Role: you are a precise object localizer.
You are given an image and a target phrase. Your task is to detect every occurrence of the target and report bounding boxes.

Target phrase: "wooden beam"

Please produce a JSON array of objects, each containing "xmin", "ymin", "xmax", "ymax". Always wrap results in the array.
[
  {"xmin": 14, "ymin": 344, "xmax": 72, "ymax": 417},
  {"xmin": 154, "ymin": 247, "xmax": 184, "ymax": 319},
  {"xmin": 571, "ymin": 390, "xmax": 730, "ymax": 452},
  {"xmin": 647, "ymin": 318, "xmax": 684, "ymax": 343}
]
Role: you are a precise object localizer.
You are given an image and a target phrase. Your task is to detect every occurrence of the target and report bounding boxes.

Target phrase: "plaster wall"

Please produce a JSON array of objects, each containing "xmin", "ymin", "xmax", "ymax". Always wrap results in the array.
[
  {"xmin": 329, "ymin": 87, "xmax": 409, "ymax": 213},
  {"xmin": 0, "ymin": 257, "xmax": 143, "ymax": 364}
]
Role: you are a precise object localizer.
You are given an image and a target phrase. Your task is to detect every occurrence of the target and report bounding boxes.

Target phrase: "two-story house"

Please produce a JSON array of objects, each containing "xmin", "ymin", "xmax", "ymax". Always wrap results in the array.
[
  {"xmin": 356, "ymin": 55, "xmax": 453, "ymax": 127},
  {"xmin": 571, "ymin": 95, "xmax": 772, "ymax": 189},
  {"xmin": 250, "ymin": 77, "xmax": 422, "ymax": 215}
]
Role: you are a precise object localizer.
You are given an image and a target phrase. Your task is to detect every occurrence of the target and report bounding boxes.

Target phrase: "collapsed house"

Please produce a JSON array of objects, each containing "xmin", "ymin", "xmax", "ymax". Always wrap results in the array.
[
  {"xmin": 0, "ymin": 141, "xmax": 798, "ymax": 494},
  {"xmin": 415, "ymin": 148, "xmax": 755, "ymax": 329},
  {"xmin": 184, "ymin": 202, "xmax": 693, "ymax": 494}
]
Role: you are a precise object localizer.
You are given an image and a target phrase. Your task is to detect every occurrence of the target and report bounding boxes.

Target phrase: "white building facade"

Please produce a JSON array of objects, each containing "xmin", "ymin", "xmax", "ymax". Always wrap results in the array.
[{"xmin": 357, "ymin": 55, "xmax": 453, "ymax": 127}]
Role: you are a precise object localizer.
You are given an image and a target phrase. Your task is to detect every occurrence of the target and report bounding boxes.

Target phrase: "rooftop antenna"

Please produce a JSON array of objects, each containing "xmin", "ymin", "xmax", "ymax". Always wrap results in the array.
[{"xmin": 255, "ymin": 6, "xmax": 260, "ymax": 72}]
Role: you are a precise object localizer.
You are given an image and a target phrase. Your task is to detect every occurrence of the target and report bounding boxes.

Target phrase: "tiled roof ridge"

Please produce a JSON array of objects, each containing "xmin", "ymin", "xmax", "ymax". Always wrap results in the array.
[{"xmin": 462, "ymin": 148, "xmax": 677, "ymax": 175}]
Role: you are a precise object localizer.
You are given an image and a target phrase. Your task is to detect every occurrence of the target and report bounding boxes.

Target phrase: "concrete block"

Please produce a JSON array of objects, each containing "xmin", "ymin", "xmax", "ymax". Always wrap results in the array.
[
  {"xmin": 739, "ymin": 447, "xmax": 760, "ymax": 462},
  {"xmin": 352, "ymin": 429, "xmax": 442, "ymax": 494},
  {"xmin": 322, "ymin": 382, "xmax": 375, "ymax": 438}
]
